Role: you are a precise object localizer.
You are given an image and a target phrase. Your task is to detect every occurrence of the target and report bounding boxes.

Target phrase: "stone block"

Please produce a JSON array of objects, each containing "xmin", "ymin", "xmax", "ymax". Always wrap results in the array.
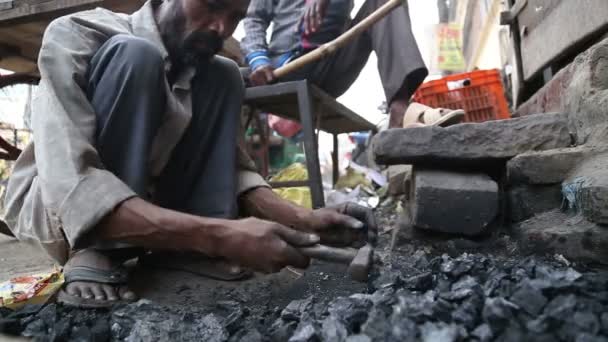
[
  {"xmin": 386, "ymin": 165, "xmax": 412, "ymax": 196},
  {"xmin": 373, "ymin": 113, "xmax": 572, "ymax": 167},
  {"xmin": 507, "ymin": 147, "xmax": 596, "ymax": 185},
  {"xmin": 410, "ymin": 168, "xmax": 499, "ymax": 236},
  {"xmin": 514, "ymin": 211, "xmax": 608, "ymax": 264},
  {"xmin": 507, "ymin": 185, "xmax": 563, "ymax": 222},
  {"xmin": 563, "ymin": 153, "xmax": 608, "ymax": 225}
]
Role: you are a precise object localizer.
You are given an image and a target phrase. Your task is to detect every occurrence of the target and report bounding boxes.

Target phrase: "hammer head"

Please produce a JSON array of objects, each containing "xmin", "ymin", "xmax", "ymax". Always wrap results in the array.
[{"xmin": 347, "ymin": 243, "xmax": 373, "ymax": 282}]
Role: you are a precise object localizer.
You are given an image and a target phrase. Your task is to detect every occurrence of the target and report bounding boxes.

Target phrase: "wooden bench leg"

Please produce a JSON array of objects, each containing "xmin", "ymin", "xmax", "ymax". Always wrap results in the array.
[{"xmin": 297, "ymin": 82, "xmax": 325, "ymax": 209}]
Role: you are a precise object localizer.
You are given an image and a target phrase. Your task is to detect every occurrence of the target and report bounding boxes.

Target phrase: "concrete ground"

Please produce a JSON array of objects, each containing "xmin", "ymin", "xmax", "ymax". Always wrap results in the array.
[
  {"xmin": 0, "ymin": 235, "xmax": 55, "ymax": 281},
  {"xmin": 0, "ymin": 234, "xmax": 365, "ymax": 310}
]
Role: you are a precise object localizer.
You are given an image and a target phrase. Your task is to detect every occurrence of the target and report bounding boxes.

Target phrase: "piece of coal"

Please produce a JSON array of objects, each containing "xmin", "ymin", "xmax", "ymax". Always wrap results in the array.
[
  {"xmin": 419, "ymin": 322, "xmax": 463, "ymax": 342},
  {"xmin": 370, "ymin": 268, "xmax": 404, "ymax": 290},
  {"xmin": 360, "ymin": 306, "xmax": 390, "ymax": 341},
  {"xmin": 282, "ymin": 297, "xmax": 314, "ymax": 322},
  {"xmin": 509, "ymin": 280, "xmax": 548, "ymax": 316},
  {"xmin": 543, "ymin": 294, "xmax": 577, "ymax": 320},
  {"xmin": 71, "ymin": 325, "xmax": 93, "ymax": 342},
  {"xmin": 494, "ymin": 322, "xmax": 524, "ymax": 342},
  {"xmin": 321, "ymin": 316, "xmax": 348, "ymax": 342},
  {"xmin": 49, "ymin": 316, "xmax": 72, "ymax": 342},
  {"xmin": 452, "ymin": 296, "xmax": 482, "ymax": 329},
  {"xmin": 268, "ymin": 319, "xmax": 298, "ymax": 342},
  {"xmin": 328, "ymin": 297, "xmax": 372, "ymax": 333},
  {"xmin": 345, "ymin": 335, "xmax": 372, "ymax": 342},
  {"xmin": 388, "ymin": 314, "xmax": 417, "ymax": 342},
  {"xmin": 525, "ymin": 315, "xmax": 549, "ymax": 334},
  {"xmin": 0, "ymin": 318, "xmax": 22, "ymax": 336},
  {"xmin": 601, "ymin": 312, "xmax": 608, "ymax": 335},
  {"xmin": 288, "ymin": 322, "xmax": 319, "ymax": 342},
  {"xmin": 229, "ymin": 328, "xmax": 263, "ymax": 342},
  {"xmin": 482, "ymin": 298, "xmax": 519, "ymax": 333},
  {"xmin": 471, "ymin": 324, "xmax": 493, "ymax": 342},
  {"xmin": 90, "ymin": 317, "xmax": 111, "ymax": 342},
  {"xmin": 404, "ymin": 272, "xmax": 434, "ymax": 291},
  {"xmin": 576, "ymin": 333, "xmax": 608, "ymax": 342},
  {"xmin": 572, "ymin": 312, "xmax": 601, "ymax": 335}
]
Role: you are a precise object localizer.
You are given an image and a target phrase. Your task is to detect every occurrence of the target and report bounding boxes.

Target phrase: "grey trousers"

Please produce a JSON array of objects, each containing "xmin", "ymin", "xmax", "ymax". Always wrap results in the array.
[
  {"xmin": 87, "ymin": 34, "xmax": 240, "ymax": 221},
  {"xmin": 280, "ymin": 0, "xmax": 428, "ymax": 103}
]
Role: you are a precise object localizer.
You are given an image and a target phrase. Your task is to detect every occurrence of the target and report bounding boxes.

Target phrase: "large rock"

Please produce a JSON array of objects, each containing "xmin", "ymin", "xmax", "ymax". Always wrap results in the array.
[
  {"xmin": 410, "ymin": 168, "xmax": 499, "ymax": 236},
  {"xmin": 513, "ymin": 211, "xmax": 608, "ymax": 264},
  {"xmin": 518, "ymin": 37, "xmax": 608, "ymax": 147},
  {"xmin": 507, "ymin": 185, "xmax": 563, "ymax": 222},
  {"xmin": 373, "ymin": 113, "xmax": 572, "ymax": 167},
  {"xmin": 507, "ymin": 147, "xmax": 596, "ymax": 185},
  {"xmin": 563, "ymin": 153, "xmax": 608, "ymax": 225},
  {"xmin": 385, "ymin": 165, "xmax": 412, "ymax": 196}
]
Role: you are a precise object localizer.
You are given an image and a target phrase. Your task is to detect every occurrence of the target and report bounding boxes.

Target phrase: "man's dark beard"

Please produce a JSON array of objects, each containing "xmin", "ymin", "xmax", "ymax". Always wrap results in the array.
[{"xmin": 178, "ymin": 31, "xmax": 224, "ymax": 67}]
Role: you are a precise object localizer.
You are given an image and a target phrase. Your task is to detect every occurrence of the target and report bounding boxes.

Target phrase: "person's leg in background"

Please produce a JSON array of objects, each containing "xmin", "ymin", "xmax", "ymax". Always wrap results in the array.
[{"xmin": 294, "ymin": 0, "xmax": 428, "ymax": 127}]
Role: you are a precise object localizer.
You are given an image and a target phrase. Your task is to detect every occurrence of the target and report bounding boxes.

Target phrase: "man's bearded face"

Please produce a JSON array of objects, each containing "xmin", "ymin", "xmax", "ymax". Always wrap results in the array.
[{"xmin": 178, "ymin": 30, "xmax": 224, "ymax": 66}]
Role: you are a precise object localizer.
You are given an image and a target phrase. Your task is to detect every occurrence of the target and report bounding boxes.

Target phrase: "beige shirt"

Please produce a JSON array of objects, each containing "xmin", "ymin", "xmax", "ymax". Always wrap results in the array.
[{"xmin": 4, "ymin": 1, "xmax": 267, "ymax": 263}]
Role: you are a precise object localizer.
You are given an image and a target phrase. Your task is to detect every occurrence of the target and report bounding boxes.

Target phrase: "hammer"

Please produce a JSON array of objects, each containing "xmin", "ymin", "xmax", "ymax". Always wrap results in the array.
[{"xmin": 298, "ymin": 243, "xmax": 373, "ymax": 282}]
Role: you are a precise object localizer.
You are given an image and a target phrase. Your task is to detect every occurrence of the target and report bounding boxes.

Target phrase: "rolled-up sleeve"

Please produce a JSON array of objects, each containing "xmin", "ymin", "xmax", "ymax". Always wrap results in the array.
[
  {"xmin": 236, "ymin": 141, "xmax": 269, "ymax": 195},
  {"xmin": 241, "ymin": 0, "xmax": 274, "ymax": 69},
  {"xmin": 33, "ymin": 16, "xmax": 136, "ymax": 248}
]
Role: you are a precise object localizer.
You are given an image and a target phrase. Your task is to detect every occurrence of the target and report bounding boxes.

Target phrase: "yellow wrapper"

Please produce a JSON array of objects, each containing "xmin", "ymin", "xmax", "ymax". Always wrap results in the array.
[
  {"xmin": 270, "ymin": 163, "xmax": 312, "ymax": 208},
  {"xmin": 0, "ymin": 268, "xmax": 64, "ymax": 310}
]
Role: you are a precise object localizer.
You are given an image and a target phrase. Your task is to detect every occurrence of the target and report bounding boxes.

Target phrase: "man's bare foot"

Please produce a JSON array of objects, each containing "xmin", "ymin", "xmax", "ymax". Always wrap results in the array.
[
  {"xmin": 389, "ymin": 99, "xmax": 409, "ymax": 128},
  {"xmin": 63, "ymin": 249, "xmax": 136, "ymax": 303}
]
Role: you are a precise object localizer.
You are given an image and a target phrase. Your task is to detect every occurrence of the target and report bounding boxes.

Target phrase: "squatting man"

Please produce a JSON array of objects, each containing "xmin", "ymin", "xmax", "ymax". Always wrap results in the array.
[{"xmin": 4, "ymin": 0, "xmax": 376, "ymax": 307}]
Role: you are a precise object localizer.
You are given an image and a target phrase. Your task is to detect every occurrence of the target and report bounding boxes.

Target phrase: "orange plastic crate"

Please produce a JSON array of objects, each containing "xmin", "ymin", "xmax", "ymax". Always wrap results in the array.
[{"xmin": 413, "ymin": 69, "xmax": 511, "ymax": 123}]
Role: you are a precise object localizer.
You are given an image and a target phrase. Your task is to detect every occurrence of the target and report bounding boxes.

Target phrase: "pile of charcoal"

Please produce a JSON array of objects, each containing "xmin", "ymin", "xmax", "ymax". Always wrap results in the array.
[
  {"xmin": 268, "ymin": 252, "xmax": 608, "ymax": 342},
  {"xmin": 2, "ymin": 252, "xmax": 608, "ymax": 341}
]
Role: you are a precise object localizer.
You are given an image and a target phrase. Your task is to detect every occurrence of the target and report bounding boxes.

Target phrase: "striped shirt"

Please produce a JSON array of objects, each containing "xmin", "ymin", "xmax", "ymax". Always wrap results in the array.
[{"xmin": 241, "ymin": 0, "xmax": 353, "ymax": 70}]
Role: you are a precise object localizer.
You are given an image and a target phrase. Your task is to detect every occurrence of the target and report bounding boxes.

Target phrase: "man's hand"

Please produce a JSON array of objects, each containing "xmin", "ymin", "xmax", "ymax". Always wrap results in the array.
[
  {"xmin": 218, "ymin": 217, "xmax": 320, "ymax": 273},
  {"xmin": 249, "ymin": 65, "xmax": 276, "ymax": 86},
  {"xmin": 298, "ymin": 203, "xmax": 378, "ymax": 247},
  {"xmin": 297, "ymin": 0, "xmax": 330, "ymax": 35}
]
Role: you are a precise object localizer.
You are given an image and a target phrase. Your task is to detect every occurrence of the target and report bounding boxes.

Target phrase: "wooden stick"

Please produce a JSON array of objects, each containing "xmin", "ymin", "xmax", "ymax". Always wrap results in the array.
[{"xmin": 273, "ymin": 0, "xmax": 406, "ymax": 79}]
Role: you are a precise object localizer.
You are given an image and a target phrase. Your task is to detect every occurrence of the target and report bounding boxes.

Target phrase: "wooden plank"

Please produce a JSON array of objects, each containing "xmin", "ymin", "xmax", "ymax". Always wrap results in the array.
[
  {"xmin": 0, "ymin": 0, "xmax": 100, "ymax": 22},
  {"xmin": 519, "ymin": 0, "xmax": 608, "ymax": 81}
]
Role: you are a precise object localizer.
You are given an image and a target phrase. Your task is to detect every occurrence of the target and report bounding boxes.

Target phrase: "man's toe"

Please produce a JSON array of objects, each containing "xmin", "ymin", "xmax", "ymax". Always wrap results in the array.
[
  {"xmin": 66, "ymin": 284, "xmax": 81, "ymax": 297},
  {"xmin": 102, "ymin": 284, "xmax": 118, "ymax": 301},
  {"xmin": 90, "ymin": 285, "xmax": 106, "ymax": 300},
  {"xmin": 118, "ymin": 286, "xmax": 137, "ymax": 301},
  {"xmin": 80, "ymin": 286, "xmax": 95, "ymax": 299}
]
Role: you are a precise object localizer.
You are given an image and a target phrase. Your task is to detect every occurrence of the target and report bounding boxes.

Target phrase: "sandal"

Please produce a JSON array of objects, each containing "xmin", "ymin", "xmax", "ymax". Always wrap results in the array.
[
  {"xmin": 403, "ymin": 102, "xmax": 465, "ymax": 128},
  {"xmin": 138, "ymin": 252, "xmax": 253, "ymax": 281},
  {"xmin": 57, "ymin": 265, "xmax": 135, "ymax": 308}
]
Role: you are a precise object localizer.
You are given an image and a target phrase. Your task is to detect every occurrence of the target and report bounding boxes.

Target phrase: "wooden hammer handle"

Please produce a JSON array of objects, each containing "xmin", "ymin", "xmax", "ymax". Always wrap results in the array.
[
  {"xmin": 273, "ymin": 0, "xmax": 406, "ymax": 79},
  {"xmin": 298, "ymin": 244, "xmax": 358, "ymax": 264}
]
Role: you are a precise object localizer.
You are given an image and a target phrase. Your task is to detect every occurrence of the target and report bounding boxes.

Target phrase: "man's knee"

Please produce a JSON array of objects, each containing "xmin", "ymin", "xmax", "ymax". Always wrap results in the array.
[
  {"xmin": 101, "ymin": 34, "xmax": 164, "ymax": 73},
  {"xmin": 210, "ymin": 56, "xmax": 245, "ymax": 99}
]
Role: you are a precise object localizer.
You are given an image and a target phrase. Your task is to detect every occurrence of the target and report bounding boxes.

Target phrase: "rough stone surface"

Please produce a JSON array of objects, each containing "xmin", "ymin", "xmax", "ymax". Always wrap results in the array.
[
  {"xmin": 507, "ymin": 146, "xmax": 596, "ymax": 185},
  {"xmin": 386, "ymin": 165, "xmax": 413, "ymax": 196},
  {"xmin": 514, "ymin": 210, "xmax": 608, "ymax": 264},
  {"xmin": 373, "ymin": 113, "xmax": 572, "ymax": 167},
  {"xmin": 563, "ymin": 153, "xmax": 608, "ymax": 225},
  {"xmin": 507, "ymin": 185, "xmax": 563, "ymax": 222},
  {"xmin": 516, "ymin": 37, "xmax": 608, "ymax": 147},
  {"xmin": 410, "ymin": 168, "xmax": 499, "ymax": 236}
]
